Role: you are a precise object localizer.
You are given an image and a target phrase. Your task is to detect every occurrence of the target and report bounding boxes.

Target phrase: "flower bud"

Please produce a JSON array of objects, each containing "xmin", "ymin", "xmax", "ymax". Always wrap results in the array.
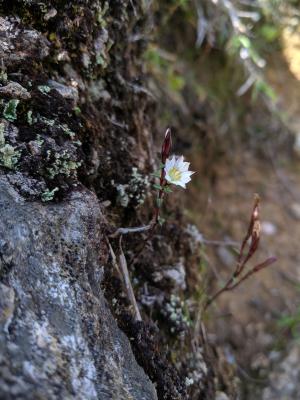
[{"xmin": 161, "ymin": 128, "xmax": 172, "ymax": 163}]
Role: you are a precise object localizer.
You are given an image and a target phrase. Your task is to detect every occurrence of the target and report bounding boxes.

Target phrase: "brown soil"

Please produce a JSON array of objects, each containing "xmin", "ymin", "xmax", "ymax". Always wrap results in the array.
[{"xmin": 185, "ymin": 150, "xmax": 300, "ymax": 397}]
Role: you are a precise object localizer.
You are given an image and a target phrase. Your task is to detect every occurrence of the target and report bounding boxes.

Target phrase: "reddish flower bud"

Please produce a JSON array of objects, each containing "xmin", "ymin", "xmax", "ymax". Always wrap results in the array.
[
  {"xmin": 161, "ymin": 128, "xmax": 172, "ymax": 163},
  {"xmin": 253, "ymin": 256, "xmax": 277, "ymax": 272}
]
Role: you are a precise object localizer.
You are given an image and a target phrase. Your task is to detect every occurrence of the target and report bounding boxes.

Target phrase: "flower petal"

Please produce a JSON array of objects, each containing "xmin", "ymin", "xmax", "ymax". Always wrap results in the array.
[
  {"xmin": 182, "ymin": 171, "xmax": 194, "ymax": 179},
  {"xmin": 181, "ymin": 176, "xmax": 191, "ymax": 184},
  {"xmin": 176, "ymin": 181, "xmax": 186, "ymax": 188},
  {"xmin": 165, "ymin": 173, "xmax": 173, "ymax": 183},
  {"xmin": 165, "ymin": 155, "xmax": 175, "ymax": 171},
  {"xmin": 177, "ymin": 155, "xmax": 184, "ymax": 165},
  {"xmin": 181, "ymin": 162, "xmax": 190, "ymax": 172}
]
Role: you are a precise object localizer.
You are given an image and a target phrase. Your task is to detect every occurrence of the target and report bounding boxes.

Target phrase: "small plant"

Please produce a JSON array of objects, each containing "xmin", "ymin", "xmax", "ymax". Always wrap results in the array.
[
  {"xmin": 278, "ymin": 309, "xmax": 300, "ymax": 339},
  {"xmin": 107, "ymin": 128, "xmax": 194, "ymax": 321},
  {"xmin": 151, "ymin": 128, "xmax": 194, "ymax": 226},
  {"xmin": 107, "ymin": 129, "xmax": 276, "ymax": 322},
  {"xmin": 277, "ymin": 283, "xmax": 300, "ymax": 339},
  {"xmin": 203, "ymin": 195, "xmax": 277, "ymax": 310},
  {"xmin": 122, "ymin": 129, "xmax": 194, "ymax": 266}
]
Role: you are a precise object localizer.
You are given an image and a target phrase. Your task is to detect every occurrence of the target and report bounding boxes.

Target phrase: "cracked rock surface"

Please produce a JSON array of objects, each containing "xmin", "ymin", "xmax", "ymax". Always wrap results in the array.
[{"xmin": 0, "ymin": 176, "xmax": 157, "ymax": 400}]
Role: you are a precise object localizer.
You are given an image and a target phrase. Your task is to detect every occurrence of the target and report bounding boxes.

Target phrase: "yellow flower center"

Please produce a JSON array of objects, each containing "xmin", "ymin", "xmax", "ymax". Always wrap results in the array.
[{"xmin": 168, "ymin": 167, "xmax": 182, "ymax": 182}]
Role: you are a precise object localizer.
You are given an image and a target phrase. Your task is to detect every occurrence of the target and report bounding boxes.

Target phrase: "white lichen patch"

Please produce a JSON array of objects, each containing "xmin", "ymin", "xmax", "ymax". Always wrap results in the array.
[
  {"xmin": 37, "ymin": 85, "xmax": 51, "ymax": 95},
  {"xmin": 152, "ymin": 258, "xmax": 186, "ymax": 290},
  {"xmin": 3, "ymin": 99, "xmax": 19, "ymax": 122},
  {"xmin": 31, "ymin": 318, "xmax": 58, "ymax": 352},
  {"xmin": 185, "ymin": 224, "xmax": 204, "ymax": 253},
  {"xmin": 162, "ymin": 294, "xmax": 191, "ymax": 335},
  {"xmin": 115, "ymin": 167, "xmax": 150, "ymax": 207},
  {"xmin": 60, "ymin": 334, "xmax": 98, "ymax": 399},
  {"xmin": 185, "ymin": 347, "xmax": 208, "ymax": 389},
  {"xmin": 41, "ymin": 187, "xmax": 59, "ymax": 202},
  {"xmin": 45, "ymin": 262, "xmax": 76, "ymax": 309},
  {"xmin": 0, "ymin": 122, "xmax": 20, "ymax": 169},
  {"xmin": 46, "ymin": 150, "xmax": 81, "ymax": 178}
]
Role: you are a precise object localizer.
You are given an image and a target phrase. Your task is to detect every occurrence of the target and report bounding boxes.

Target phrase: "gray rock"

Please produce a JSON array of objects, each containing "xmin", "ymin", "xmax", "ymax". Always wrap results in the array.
[
  {"xmin": 153, "ymin": 258, "xmax": 186, "ymax": 290},
  {"xmin": 0, "ymin": 17, "xmax": 50, "ymax": 67},
  {"xmin": 0, "ymin": 176, "xmax": 157, "ymax": 400},
  {"xmin": 47, "ymin": 80, "xmax": 79, "ymax": 103},
  {"xmin": 0, "ymin": 82, "xmax": 31, "ymax": 100},
  {"xmin": 215, "ymin": 392, "xmax": 230, "ymax": 400}
]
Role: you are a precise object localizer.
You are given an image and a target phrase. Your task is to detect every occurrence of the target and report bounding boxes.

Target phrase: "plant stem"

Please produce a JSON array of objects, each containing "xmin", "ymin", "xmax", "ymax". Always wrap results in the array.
[{"xmin": 127, "ymin": 163, "xmax": 167, "ymax": 268}]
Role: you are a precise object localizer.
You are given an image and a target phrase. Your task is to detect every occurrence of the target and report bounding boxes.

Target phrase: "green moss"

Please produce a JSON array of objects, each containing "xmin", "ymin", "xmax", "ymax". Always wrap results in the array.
[
  {"xmin": 145, "ymin": 46, "xmax": 186, "ymax": 94},
  {"xmin": 3, "ymin": 99, "xmax": 19, "ymax": 122},
  {"xmin": 73, "ymin": 106, "xmax": 81, "ymax": 116}
]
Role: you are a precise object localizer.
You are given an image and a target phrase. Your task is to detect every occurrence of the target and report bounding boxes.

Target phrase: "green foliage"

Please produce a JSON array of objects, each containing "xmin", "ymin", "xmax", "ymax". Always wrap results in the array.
[
  {"xmin": 278, "ymin": 308, "xmax": 300, "ymax": 338},
  {"xmin": 171, "ymin": 0, "xmax": 189, "ymax": 10},
  {"xmin": 73, "ymin": 106, "xmax": 81, "ymax": 116},
  {"xmin": 259, "ymin": 24, "xmax": 280, "ymax": 42},
  {"xmin": 253, "ymin": 79, "xmax": 277, "ymax": 101},
  {"xmin": 145, "ymin": 46, "xmax": 186, "ymax": 94},
  {"xmin": 228, "ymin": 34, "xmax": 265, "ymax": 68},
  {"xmin": 168, "ymin": 73, "xmax": 185, "ymax": 92}
]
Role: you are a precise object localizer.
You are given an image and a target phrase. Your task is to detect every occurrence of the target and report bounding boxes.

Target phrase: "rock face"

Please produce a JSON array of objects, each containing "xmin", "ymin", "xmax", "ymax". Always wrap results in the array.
[
  {"xmin": 0, "ymin": 175, "xmax": 157, "ymax": 400},
  {"xmin": 0, "ymin": 2, "xmax": 224, "ymax": 399}
]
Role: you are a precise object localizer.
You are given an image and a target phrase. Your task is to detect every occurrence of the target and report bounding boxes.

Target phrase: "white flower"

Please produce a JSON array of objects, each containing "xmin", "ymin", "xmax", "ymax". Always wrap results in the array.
[{"xmin": 164, "ymin": 155, "xmax": 194, "ymax": 188}]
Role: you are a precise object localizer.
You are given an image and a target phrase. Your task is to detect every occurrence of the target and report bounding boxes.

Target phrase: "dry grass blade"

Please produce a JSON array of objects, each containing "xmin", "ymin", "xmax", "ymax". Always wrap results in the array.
[
  {"xmin": 118, "ymin": 237, "xmax": 142, "ymax": 321},
  {"xmin": 106, "ymin": 236, "xmax": 142, "ymax": 321}
]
